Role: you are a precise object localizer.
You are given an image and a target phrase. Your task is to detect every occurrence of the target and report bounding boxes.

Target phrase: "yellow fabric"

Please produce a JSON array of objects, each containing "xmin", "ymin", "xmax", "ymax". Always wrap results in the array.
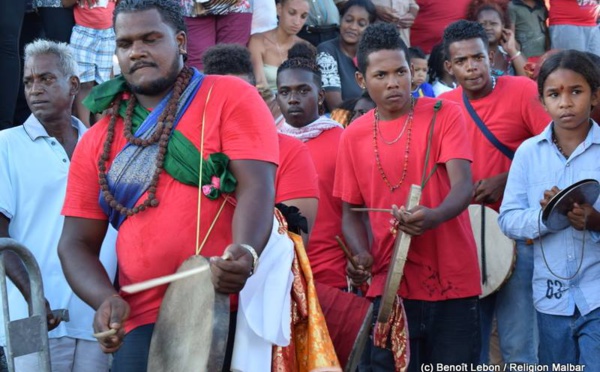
[{"xmin": 272, "ymin": 230, "xmax": 341, "ymax": 372}]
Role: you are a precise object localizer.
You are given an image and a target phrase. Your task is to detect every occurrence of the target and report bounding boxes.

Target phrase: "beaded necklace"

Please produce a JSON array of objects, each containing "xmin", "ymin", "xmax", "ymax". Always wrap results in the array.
[
  {"xmin": 98, "ymin": 66, "xmax": 193, "ymax": 217},
  {"xmin": 552, "ymin": 128, "xmax": 569, "ymax": 159},
  {"xmin": 376, "ymin": 96, "xmax": 414, "ymax": 145},
  {"xmin": 373, "ymin": 100, "xmax": 415, "ymax": 192}
]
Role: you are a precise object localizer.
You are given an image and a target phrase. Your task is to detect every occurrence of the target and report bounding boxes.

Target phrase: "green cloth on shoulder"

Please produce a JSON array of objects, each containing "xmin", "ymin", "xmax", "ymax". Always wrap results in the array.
[
  {"xmin": 83, "ymin": 76, "xmax": 149, "ymax": 132},
  {"xmin": 82, "ymin": 75, "xmax": 237, "ymax": 196}
]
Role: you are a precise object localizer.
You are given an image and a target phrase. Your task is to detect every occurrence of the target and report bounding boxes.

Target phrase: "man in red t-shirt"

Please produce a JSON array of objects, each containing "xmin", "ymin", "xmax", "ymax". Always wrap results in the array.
[
  {"xmin": 334, "ymin": 22, "xmax": 480, "ymax": 371},
  {"xmin": 201, "ymin": 43, "xmax": 321, "ymax": 246},
  {"xmin": 440, "ymin": 20, "xmax": 550, "ymax": 364},
  {"xmin": 56, "ymin": 1, "xmax": 279, "ymax": 370},
  {"xmin": 276, "ymin": 43, "xmax": 347, "ymax": 291}
]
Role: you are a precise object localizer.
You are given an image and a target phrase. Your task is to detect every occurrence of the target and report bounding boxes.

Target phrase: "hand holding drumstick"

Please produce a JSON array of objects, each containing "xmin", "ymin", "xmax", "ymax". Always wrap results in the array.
[{"xmin": 92, "ymin": 294, "xmax": 130, "ymax": 353}]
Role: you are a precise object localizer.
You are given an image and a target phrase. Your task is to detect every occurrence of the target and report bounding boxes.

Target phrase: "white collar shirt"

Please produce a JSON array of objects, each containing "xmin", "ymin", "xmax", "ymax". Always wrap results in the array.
[{"xmin": 0, "ymin": 114, "xmax": 117, "ymax": 344}]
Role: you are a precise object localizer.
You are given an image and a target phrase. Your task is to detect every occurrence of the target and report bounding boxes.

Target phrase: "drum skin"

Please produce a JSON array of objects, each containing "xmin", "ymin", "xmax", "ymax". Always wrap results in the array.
[
  {"xmin": 468, "ymin": 205, "xmax": 516, "ymax": 298},
  {"xmin": 148, "ymin": 255, "xmax": 230, "ymax": 372}
]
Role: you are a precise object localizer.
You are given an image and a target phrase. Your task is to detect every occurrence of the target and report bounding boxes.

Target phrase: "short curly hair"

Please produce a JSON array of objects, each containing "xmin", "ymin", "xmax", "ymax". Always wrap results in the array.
[
  {"xmin": 443, "ymin": 20, "xmax": 488, "ymax": 61},
  {"xmin": 202, "ymin": 44, "xmax": 255, "ymax": 85},
  {"xmin": 356, "ymin": 22, "xmax": 409, "ymax": 75},
  {"xmin": 114, "ymin": 0, "xmax": 186, "ymax": 34}
]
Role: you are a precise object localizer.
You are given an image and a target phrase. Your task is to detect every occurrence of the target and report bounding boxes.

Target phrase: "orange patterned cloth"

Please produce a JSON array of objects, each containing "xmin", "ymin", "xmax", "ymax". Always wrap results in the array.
[
  {"xmin": 272, "ymin": 232, "xmax": 342, "ymax": 372},
  {"xmin": 373, "ymin": 295, "xmax": 410, "ymax": 372}
]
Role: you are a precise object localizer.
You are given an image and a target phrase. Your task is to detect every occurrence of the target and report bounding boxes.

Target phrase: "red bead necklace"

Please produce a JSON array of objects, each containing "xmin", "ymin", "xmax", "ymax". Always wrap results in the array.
[{"xmin": 373, "ymin": 103, "xmax": 415, "ymax": 192}]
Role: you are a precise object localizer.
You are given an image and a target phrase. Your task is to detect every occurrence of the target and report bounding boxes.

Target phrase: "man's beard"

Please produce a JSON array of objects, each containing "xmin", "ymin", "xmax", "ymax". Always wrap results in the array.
[{"xmin": 127, "ymin": 57, "xmax": 181, "ymax": 96}]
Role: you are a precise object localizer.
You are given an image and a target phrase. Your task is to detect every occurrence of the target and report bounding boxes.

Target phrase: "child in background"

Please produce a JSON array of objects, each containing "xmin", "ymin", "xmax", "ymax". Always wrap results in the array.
[
  {"xmin": 499, "ymin": 49, "xmax": 600, "ymax": 368},
  {"xmin": 408, "ymin": 46, "xmax": 435, "ymax": 98},
  {"xmin": 428, "ymin": 43, "xmax": 456, "ymax": 96},
  {"xmin": 63, "ymin": 0, "xmax": 116, "ymax": 127}
]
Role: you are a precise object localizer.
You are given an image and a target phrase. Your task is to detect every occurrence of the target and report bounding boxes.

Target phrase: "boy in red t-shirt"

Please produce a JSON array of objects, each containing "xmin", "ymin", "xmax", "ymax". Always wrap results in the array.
[
  {"xmin": 334, "ymin": 22, "xmax": 480, "ymax": 371},
  {"xmin": 63, "ymin": 0, "xmax": 117, "ymax": 126}
]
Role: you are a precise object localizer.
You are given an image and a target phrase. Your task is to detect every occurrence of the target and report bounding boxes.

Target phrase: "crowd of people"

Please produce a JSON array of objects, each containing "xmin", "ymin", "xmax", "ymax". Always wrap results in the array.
[{"xmin": 0, "ymin": 0, "xmax": 599, "ymax": 371}]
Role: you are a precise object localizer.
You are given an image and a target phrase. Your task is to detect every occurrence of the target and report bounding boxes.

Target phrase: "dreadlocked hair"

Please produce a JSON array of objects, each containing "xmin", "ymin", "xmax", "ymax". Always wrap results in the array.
[{"xmin": 277, "ymin": 42, "xmax": 321, "ymax": 87}]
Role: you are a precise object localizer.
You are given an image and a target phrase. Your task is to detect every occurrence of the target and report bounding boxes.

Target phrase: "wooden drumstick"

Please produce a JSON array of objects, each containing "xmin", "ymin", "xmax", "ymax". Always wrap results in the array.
[
  {"xmin": 92, "ymin": 328, "xmax": 117, "ymax": 339},
  {"xmin": 121, "ymin": 252, "xmax": 232, "ymax": 294},
  {"xmin": 351, "ymin": 208, "xmax": 393, "ymax": 213},
  {"xmin": 351, "ymin": 207, "xmax": 412, "ymax": 216},
  {"xmin": 335, "ymin": 235, "xmax": 360, "ymax": 270}
]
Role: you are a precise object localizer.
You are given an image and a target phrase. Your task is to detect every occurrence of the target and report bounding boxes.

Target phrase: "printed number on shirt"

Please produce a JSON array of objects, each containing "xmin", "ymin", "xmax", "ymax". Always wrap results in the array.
[{"xmin": 546, "ymin": 279, "xmax": 567, "ymax": 300}]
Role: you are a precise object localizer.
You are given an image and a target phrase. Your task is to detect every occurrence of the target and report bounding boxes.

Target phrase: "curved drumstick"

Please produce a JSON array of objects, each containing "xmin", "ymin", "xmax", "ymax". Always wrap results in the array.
[{"xmin": 121, "ymin": 252, "xmax": 232, "ymax": 294}]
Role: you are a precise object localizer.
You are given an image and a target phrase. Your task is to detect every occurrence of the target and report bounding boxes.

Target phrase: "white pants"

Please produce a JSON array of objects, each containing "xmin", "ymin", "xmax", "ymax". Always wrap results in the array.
[{"xmin": 11, "ymin": 337, "xmax": 108, "ymax": 372}]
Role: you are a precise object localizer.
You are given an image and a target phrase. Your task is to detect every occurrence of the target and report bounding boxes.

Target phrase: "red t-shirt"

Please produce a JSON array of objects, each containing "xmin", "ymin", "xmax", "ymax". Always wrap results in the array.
[
  {"xmin": 74, "ymin": 1, "xmax": 115, "ymax": 30},
  {"xmin": 549, "ymin": 0, "xmax": 598, "ymax": 26},
  {"xmin": 305, "ymin": 127, "xmax": 346, "ymax": 289},
  {"xmin": 410, "ymin": 0, "xmax": 471, "ymax": 54},
  {"xmin": 62, "ymin": 76, "xmax": 279, "ymax": 332},
  {"xmin": 334, "ymin": 98, "xmax": 481, "ymax": 301},
  {"xmin": 275, "ymin": 133, "xmax": 320, "ymax": 203},
  {"xmin": 440, "ymin": 76, "xmax": 549, "ymax": 210}
]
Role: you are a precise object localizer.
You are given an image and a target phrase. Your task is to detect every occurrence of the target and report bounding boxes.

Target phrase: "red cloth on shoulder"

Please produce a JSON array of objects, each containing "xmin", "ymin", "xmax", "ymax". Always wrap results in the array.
[{"xmin": 62, "ymin": 75, "xmax": 279, "ymax": 332}]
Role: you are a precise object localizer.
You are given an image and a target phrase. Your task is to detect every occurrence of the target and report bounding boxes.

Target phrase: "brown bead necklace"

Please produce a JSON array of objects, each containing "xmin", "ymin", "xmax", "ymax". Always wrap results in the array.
[
  {"xmin": 98, "ymin": 66, "xmax": 193, "ymax": 216},
  {"xmin": 552, "ymin": 128, "xmax": 569, "ymax": 159},
  {"xmin": 373, "ymin": 102, "xmax": 415, "ymax": 192}
]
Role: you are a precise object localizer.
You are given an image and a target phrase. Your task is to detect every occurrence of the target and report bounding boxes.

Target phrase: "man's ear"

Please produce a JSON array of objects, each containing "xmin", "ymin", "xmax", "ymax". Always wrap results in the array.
[
  {"xmin": 69, "ymin": 75, "xmax": 80, "ymax": 96},
  {"xmin": 444, "ymin": 60, "xmax": 454, "ymax": 77},
  {"xmin": 176, "ymin": 31, "xmax": 187, "ymax": 57},
  {"xmin": 488, "ymin": 49, "xmax": 495, "ymax": 66},
  {"xmin": 355, "ymin": 71, "xmax": 366, "ymax": 90}
]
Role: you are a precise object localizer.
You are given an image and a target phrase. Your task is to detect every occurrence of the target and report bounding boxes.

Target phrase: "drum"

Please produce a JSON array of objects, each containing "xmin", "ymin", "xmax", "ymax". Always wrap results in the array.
[
  {"xmin": 468, "ymin": 204, "xmax": 516, "ymax": 298},
  {"xmin": 314, "ymin": 282, "xmax": 373, "ymax": 372},
  {"xmin": 147, "ymin": 255, "xmax": 230, "ymax": 372}
]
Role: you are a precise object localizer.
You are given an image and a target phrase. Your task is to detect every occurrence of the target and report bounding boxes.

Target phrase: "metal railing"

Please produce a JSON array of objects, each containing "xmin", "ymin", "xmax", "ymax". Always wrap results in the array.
[{"xmin": 0, "ymin": 238, "xmax": 51, "ymax": 372}]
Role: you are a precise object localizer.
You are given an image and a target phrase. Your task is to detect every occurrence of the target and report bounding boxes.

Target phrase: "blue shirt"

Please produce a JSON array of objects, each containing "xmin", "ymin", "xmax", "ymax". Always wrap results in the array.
[
  {"xmin": 412, "ymin": 83, "xmax": 435, "ymax": 98},
  {"xmin": 499, "ymin": 121, "xmax": 600, "ymax": 317}
]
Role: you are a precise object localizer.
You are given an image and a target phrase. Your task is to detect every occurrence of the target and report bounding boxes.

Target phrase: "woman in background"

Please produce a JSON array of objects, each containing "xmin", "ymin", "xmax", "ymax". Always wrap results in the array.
[{"xmin": 249, "ymin": 0, "xmax": 310, "ymax": 92}]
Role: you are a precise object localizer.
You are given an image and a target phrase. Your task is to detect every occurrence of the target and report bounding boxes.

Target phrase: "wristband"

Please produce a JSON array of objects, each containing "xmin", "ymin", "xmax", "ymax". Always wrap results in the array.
[
  {"xmin": 509, "ymin": 51, "xmax": 522, "ymax": 62},
  {"xmin": 239, "ymin": 244, "xmax": 259, "ymax": 276}
]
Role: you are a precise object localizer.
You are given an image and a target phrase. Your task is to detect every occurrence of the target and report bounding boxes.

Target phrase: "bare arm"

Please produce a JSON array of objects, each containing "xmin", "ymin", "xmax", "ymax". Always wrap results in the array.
[
  {"xmin": 0, "ymin": 215, "xmax": 31, "ymax": 302},
  {"xmin": 279, "ymin": 197, "xmax": 319, "ymax": 248},
  {"xmin": 58, "ymin": 217, "xmax": 126, "ymax": 353},
  {"xmin": 342, "ymin": 202, "xmax": 372, "ymax": 285},
  {"xmin": 249, "ymin": 35, "xmax": 269, "ymax": 90},
  {"xmin": 500, "ymin": 28, "xmax": 527, "ymax": 77},
  {"xmin": 474, "ymin": 172, "xmax": 508, "ymax": 204},
  {"xmin": 210, "ymin": 160, "xmax": 277, "ymax": 293},
  {"xmin": 58, "ymin": 217, "xmax": 115, "ymax": 309}
]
